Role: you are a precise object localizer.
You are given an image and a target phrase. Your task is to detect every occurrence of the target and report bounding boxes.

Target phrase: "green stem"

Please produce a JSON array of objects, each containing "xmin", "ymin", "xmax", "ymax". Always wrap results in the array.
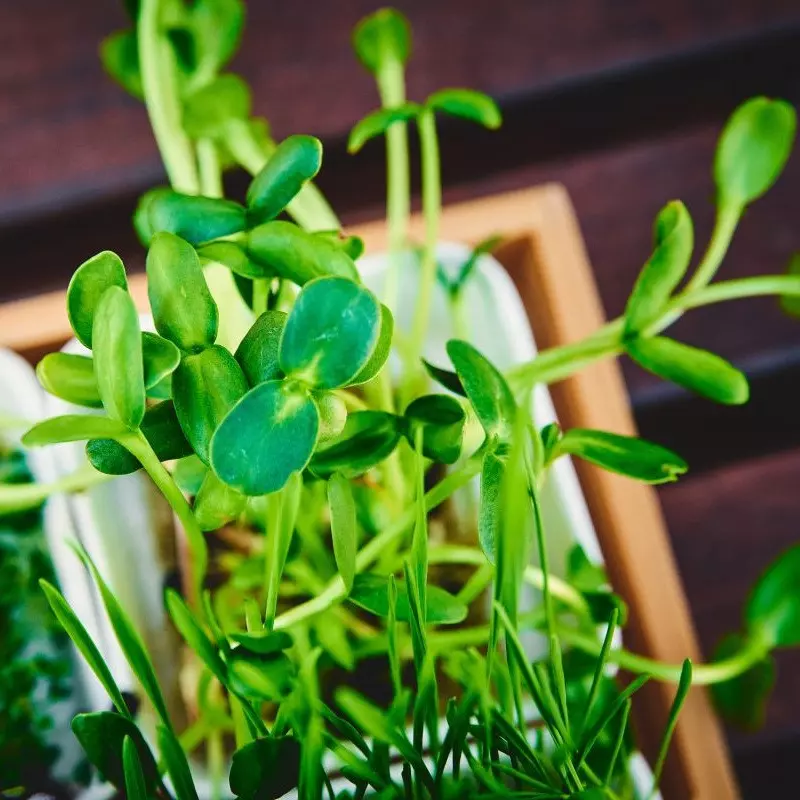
[
  {"xmin": 137, "ymin": 0, "xmax": 199, "ymax": 193},
  {"xmin": 376, "ymin": 55, "xmax": 410, "ymax": 314},
  {"xmin": 252, "ymin": 279, "xmax": 270, "ymax": 317},
  {"xmin": 274, "ymin": 455, "xmax": 483, "ymax": 630},
  {"xmin": 223, "ymin": 120, "xmax": 339, "ymax": 231},
  {"xmin": 684, "ymin": 202, "xmax": 742, "ymax": 294},
  {"xmin": 125, "ymin": 431, "xmax": 207, "ymax": 609},
  {"xmin": 408, "ymin": 108, "xmax": 442, "ymax": 377},
  {"xmin": 197, "ymin": 138, "xmax": 223, "ymax": 198},
  {"xmin": 558, "ymin": 626, "xmax": 769, "ymax": 685},
  {"xmin": 670, "ymin": 274, "xmax": 800, "ymax": 312},
  {"xmin": 0, "ymin": 464, "xmax": 113, "ymax": 514}
]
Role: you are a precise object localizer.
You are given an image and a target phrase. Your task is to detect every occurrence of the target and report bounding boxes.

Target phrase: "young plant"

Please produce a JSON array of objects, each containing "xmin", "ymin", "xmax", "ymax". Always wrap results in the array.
[{"xmin": 6, "ymin": 3, "xmax": 800, "ymax": 798}]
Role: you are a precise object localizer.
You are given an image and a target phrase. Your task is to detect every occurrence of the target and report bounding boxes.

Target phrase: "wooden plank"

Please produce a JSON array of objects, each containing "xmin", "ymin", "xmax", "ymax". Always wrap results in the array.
[{"xmin": 0, "ymin": 0, "xmax": 797, "ymax": 223}]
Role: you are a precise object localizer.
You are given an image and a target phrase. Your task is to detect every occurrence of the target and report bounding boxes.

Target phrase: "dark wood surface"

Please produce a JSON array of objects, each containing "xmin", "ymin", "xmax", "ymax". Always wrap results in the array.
[{"xmin": 2, "ymin": 1, "xmax": 800, "ymax": 794}]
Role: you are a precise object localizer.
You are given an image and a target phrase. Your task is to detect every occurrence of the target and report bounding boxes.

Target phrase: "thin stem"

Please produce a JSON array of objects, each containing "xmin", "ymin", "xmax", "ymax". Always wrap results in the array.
[
  {"xmin": 125, "ymin": 431, "xmax": 207, "ymax": 608},
  {"xmin": 137, "ymin": 0, "xmax": 199, "ymax": 193},
  {"xmin": 0, "ymin": 463, "xmax": 112, "ymax": 514},
  {"xmin": 558, "ymin": 625, "xmax": 769, "ymax": 685},
  {"xmin": 274, "ymin": 456, "xmax": 483, "ymax": 630},
  {"xmin": 684, "ymin": 202, "xmax": 742, "ymax": 293},
  {"xmin": 669, "ymin": 274, "xmax": 800, "ymax": 312},
  {"xmin": 252, "ymin": 279, "xmax": 270, "ymax": 317},
  {"xmin": 197, "ymin": 138, "xmax": 223, "ymax": 198},
  {"xmin": 408, "ymin": 108, "xmax": 442, "ymax": 377}
]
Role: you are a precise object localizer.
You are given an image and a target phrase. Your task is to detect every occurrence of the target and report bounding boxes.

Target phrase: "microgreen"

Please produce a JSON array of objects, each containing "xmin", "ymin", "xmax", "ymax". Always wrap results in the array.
[{"xmin": 13, "ymin": 4, "xmax": 800, "ymax": 799}]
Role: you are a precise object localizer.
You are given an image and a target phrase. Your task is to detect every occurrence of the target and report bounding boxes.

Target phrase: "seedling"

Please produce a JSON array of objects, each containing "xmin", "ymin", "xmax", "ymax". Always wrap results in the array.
[{"xmin": 5, "ymin": 2, "xmax": 800, "ymax": 798}]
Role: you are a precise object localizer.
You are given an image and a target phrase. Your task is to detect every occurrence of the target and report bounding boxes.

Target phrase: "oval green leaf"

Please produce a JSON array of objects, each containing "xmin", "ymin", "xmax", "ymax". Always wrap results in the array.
[
  {"xmin": 230, "ymin": 736, "xmax": 301, "ymax": 800},
  {"xmin": 246, "ymin": 221, "xmax": 359, "ymax": 286},
  {"xmin": 183, "ymin": 73, "xmax": 251, "ymax": 139},
  {"xmin": 235, "ymin": 310, "xmax": 287, "ymax": 386},
  {"xmin": 173, "ymin": 345, "xmax": 249, "ymax": 464},
  {"xmin": 404, "ymin": 393, "xmax": 466, "ymax": 464},
  {"xmin": 247, "ymin": 135, "xmax": 323, "ymax": 225},
  {"xmin": 348, "ymin": 303, "xmax": 394, "ymax": 385},
  {"xmin": 194, "ymin": 469, "xmax": 247, "ymax": 531},
  {"xmin": 146, "ymin": 231, "xmax": 219, "ymax": 351},
  {"xmin": 348, "ymin": 573, "xmax": 467, "ymax": 625},
  {"xmin": 328, "ymin": 472, "xmax": 357, "ymax": 593},
  {"xmin": 624, "ymin": 201, "xmax": 694, "ymax": 336},
  {"xmin": 199, "ymin": 240, "xmax": 269, "ymax": 279},
  {"xmin": 348, "ymin": 104, "xmax": 421, "ymax": 153},
  {"xmin": 309, "ymin": 410, "xmax": 402, "ymax": 479},
  {"xmin": 715, "ymin": 97, "xmax": 797, "ymax": 207},
  {"xmin": 210, "ymin": 380, "xmax": 319, "ymax": 495},
  {"xmin": 625, "ymin": 335, "xmax": 749, "ymax": 405},
  {"xmin": 478, "ymin": 448, "xmax": 505, "ymax": 561},
  {"xmin": 100, "ymin": 28, "xmax": 142, "ymax": 99},
  {"xmin": 123, "ymin": 736, "xmax": 148, "ymax": 800},
  {"xmin": 352, "ymin": 7, "xmax": 411, "ymax": 74},
  {"xmin": 426, "ymin": 88, "xmax": 501, "ymax": 129},
  {"xmin": 23, "ymin": 415, "xmax": 129, "ymax": 447},
  {"xmin": 553, "ymin": 428, "xmax": 688, "ymax": 484},
  {"xmin": 67, "ymin": 250, "xmax": 128, "ymax": 348},
  {"xmin": 746, "ymin": 545, "xmax": 800, "ymax": 648},
  {"xmin": 92, "ymin": 287, "xmax": 145, "ymax": 428},
  {"xmin": 313, "ymin": 391, "xmax": 348, "ymax": 443},
  {"xmin": 447, "ymin": 339, "xmax": 515, "ymax": 440},
  {"xmin": 37, "ymin": 353, "xmax": 103, "ymax": 408},
  {"xmin": 87, "ymin": 400, "xmax": 192, "ymax": 475},
  {"xmin": 280, "ymin": 277, "xmax": 381, "ymax": 389},
  {"xmin": 142, "ymin": 331, "xmax": 181, "ymax": 388}
]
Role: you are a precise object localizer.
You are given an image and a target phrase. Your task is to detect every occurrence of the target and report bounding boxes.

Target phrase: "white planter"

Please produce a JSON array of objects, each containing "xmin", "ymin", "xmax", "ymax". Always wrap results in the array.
[{"xmin": 4, "ymin": 243, "xmax": 658, "ymax": 797}]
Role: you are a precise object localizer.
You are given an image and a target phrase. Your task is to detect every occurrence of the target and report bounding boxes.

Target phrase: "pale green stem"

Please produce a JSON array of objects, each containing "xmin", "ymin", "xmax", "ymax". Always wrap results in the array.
[
  {"xmin": 197, "ymin": 138, "xmax": 223, "ymax": 198},
  {"xmin": 684, "ymin": 201, "xmax": 742, "ymax": 293},
  {"xmin": 124, "ymin": 431, "xmax": 207, "ymax": 609},
  {"xmin": 0, "ymin": 464, "xmax": 113, "ymax": 514},
  {"xmin": 408, "ymin": 108, "xmax": 442, "ymax": 381},
  {"xmin": 274, "ymin": 456, "xmax": 483, "ymax": 630},
  {"xmin": 252, "ymin": 279, "xmax": 270, "ymax": 317},
  {"xmin": 137, "ymin": 0, "xmax": 199, "ymax": 193}
]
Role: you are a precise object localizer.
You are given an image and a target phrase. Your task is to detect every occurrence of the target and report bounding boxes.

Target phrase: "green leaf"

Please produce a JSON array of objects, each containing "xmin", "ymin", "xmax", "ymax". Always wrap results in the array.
[
  {"xmin": 210, "ymin": 380, "xmax": 319, "ymax": 495},
  {"xmin": 229, "ymin": 630, "xmax": 293, "ymax": 656},
  {"xmin": 280, "ymin": 277, "xmax": 382, "ymax": 389},
  {"xmin": 625, "ymin": 335, "xmax": 749, "ymax": 405},
  {"xmin": 183, "ymin": 73, "xmax": 251, "ymax": 138},
  {"xmin": 77, "ymin": 549, "xmax": 171, "ymax": 724},
  {"xmin": 422, "ymin": 359, "xmax": 466, "ymax": 396},
  {"xmin": 624, "ymin": 201, "xmax": 694, "ymax": 336},
  {"xmin": 71, "ymin": 713, "xmax": 158, "ymax": 790},
  {"xmin": 173, "ymin": 455, "xmax": 208, "ymax": 494},
  {"xmin": 142, "ymin": 332, "xmax": 181, "ymax": 388},
  {"xmin": 566, "ymin": 545, "xmax": 608, "ymax": 593},
  {"xmin": 122, "ymin": 735, "xmax": 149, "ymax": 800},
  {"xmin": 92, "ymin": 287, "xmax": 145, "ymax": 428},
  {"xmin": 348, "ymin": 573, "xmax": 467, "ymax": 625},
  {"xmin": 478, "ymin": 449, "xmax": 505, "ymax": 560},
  {"xmin": 349, "ymin": 303, "xmax": 394, "ymax": 385},
  {"xmin": 36, "ymin": 353, "xmax": 102, "ymax": 408},
  {"xmin": 715, "ymin": 96, "xmax": 797, "ymax": 208},
  {"xmin": 235, "ymin": 311, "xmax": 287, "ymax": 386},
  {"xmin": 229, "ymin": 736, "xmax": 302, "ymax": 800},
  {"xmin": 66, "ymin": 250, "xmax": 128, "ymax": 348},
  {"xmin": 194, "ymin": 469, "xmax": 246, "ymax": 531},
  {"xmin": 746, "ymin": 544, "xmax": 800, "ymax": 648},
  {"xmin": 246, "ymin": 221, "xmax": 359, "ymax": 286},
  {"xmin": 328, "ymin": 473, "xmax": 357, "ymax": 593},
  {"xmin": 179, "ymin": 0, "xmax": 245, "ymax": 80},
  {"xmin": 348, "ymin": 104, "xmax": 421, "ymax": 153},
  {"xmin": 146, "ymin": 231, "xmax": 219, "ymax": 351},
  {"xmin": 22, "ymin": 414, "xmax": 129, "ymax": 447},
  {"xmin": 780, "ymin": 253, "xmax": 800, "ymax": 318},
  {"xmin": 157, "ymin": 724, "xmax": 199, "ymax": 800},
  {"xmin": 553, "ymin": 428, "xmax": 688, "ymax": 484},
  {"xmin": 135, "ymin": 188, "xmax": 247, "ymax": 247},
  {"xmin": 100, "ymin": 28, "xmax": 142, "ymax": 98},
  {"xmin": 228, "ymin": 652, "xmax": 296, "ymax": 701},
  {"xmin": 404, "ymin": 394, "xmax": 466, "ymax": 464},
  {"xmin": 447, "ymin": 234, "xmax": 502, "ymax": 296},
  {"xmin": 313, "ymin": 230, "xmax": 365, "ymax": 260},
  {"xmin": 426, "ymin": 88, "xmax": 501, "ymax": 129},
  {"xmin": 166, "ymin": 589, "xmax": 228, "ymax": 684},
  {"xmin": 352, "ymin": 7, "xmax": 411, "ymax": 74},
  {"xmin": 39, "ymin": 580, "xmax": 130, "ymax": 715},
  {"xmin": 309, "ymin": 411, "xmax": 401, "ymax": 479},
  {"xmin": 711, "ymin": 633, "xmax": 775, "ymax": 730},
  {"xmin": 247, "ymin": 135, "xmax": 323, "ymax": 225},
  {"xmin": 199, "ymin": 240, "xmax": 267, "ymax": 279},
  {"xmin": 313, "ymin": 392, "xmax": 348, "ymax": 443},
  {"xmin": 86, "ymin": 400, "xmax": 192, "ymax": 475},
  {"xmin": 173, "ymin": 345, "xmax": 249, "ymax": 463},
  {"xmin": 447, "ymin": 339, "xmax": 515, "ymax": 440}
]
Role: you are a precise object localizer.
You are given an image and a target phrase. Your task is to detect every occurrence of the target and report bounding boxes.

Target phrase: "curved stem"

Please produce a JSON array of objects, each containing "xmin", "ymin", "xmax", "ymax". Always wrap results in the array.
[
  {"xmin": 559, "ymin": 625, "xmax": 769, "ymax": 685},
  {"xmin": 0, "ymin": 464, "xmax": 113, "ymax": 514},
  {"xmin": 197, "ymin": 138, "xmax": 223, "ymax": 198},
  {"xmin": 684, "ymin": 202, "xmax": 742, "ymax": 294},
  {"xmin": 668, "ymin": 274, "xmax": 800, "ymax": 313},
  {"xmin": 138, "ymin": 0, "xmax": 199, "ymax": 193},
  {"xmin": 125, "ymin": 431, "xmax": 207, "ymax": 609}
]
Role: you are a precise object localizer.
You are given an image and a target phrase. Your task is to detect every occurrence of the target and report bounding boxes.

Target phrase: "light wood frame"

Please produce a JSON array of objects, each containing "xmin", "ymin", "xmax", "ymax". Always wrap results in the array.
[{"xmin": 0, "ymin": 184, "xmax": 738, "ymax": 799}]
